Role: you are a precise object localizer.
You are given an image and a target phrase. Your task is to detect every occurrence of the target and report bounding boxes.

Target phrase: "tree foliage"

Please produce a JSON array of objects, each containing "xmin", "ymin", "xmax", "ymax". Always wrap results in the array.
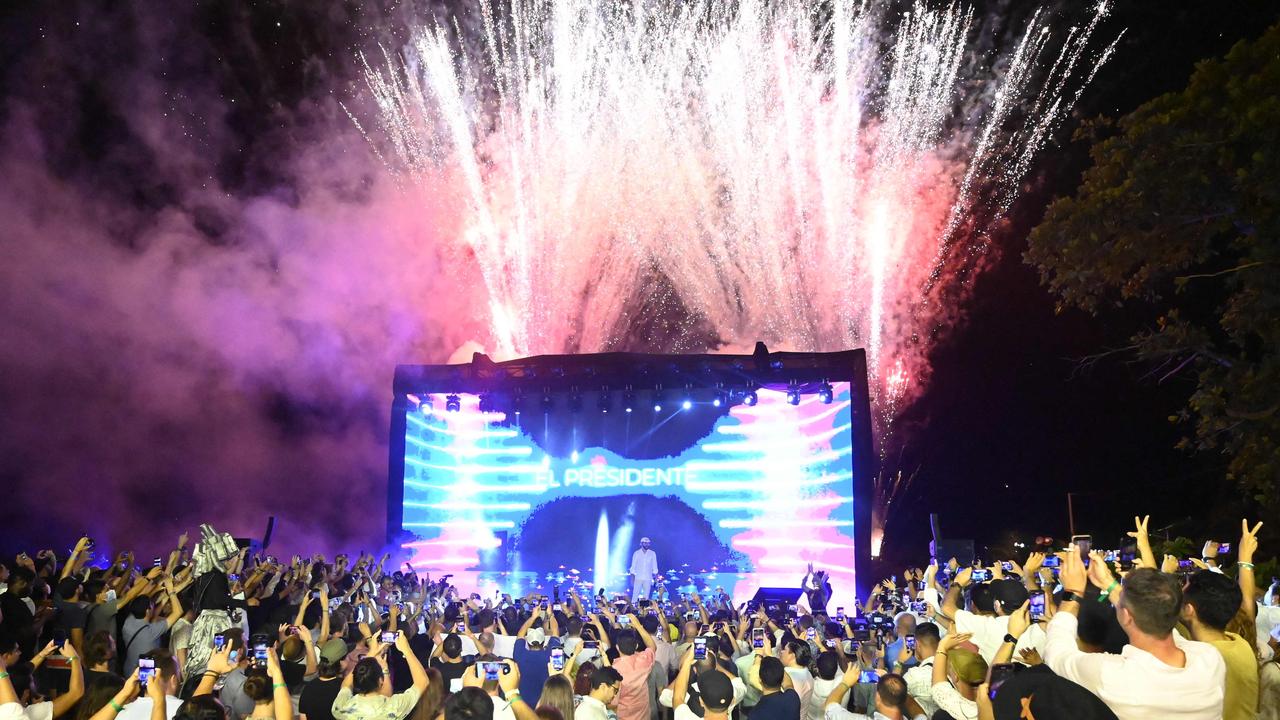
[{"xmin": 1026, "ymin": 25, "xmax": 1280, "ymax": 507}]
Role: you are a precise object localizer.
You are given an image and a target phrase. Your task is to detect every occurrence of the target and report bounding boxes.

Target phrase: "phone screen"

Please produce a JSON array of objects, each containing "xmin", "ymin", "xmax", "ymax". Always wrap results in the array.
[
  {"xmin": 805, "ymin": 627, "xmax": 815, "ymax": 639},
  {"xmin": 693, "ymin": 637, "xmax": 707, "ymax": 660},
  {"xmin": 456, "ymin": 622, "xmax": 466, "ymax": 633},
  {"xmin": 619, "ymin": 616, "xmax": 631, "ymax": 627},
  {"xmin": 1029, "ymin": 590, "xmax": 1046, "ymax": 621},
  {"xmin": 482, "ymin": 662, "xmax": 502, "ymax": 681},
  {"xmin": 905, "ymin": 634, "xmax": 916, "ymax": 650},
  {"xmin": 52, "ymin": 628, "xmax": 66, "ymax": 649},
  {"xmin": 138, "ymin": 658, "xmax": 156, "ymax": 687},
  {"xmin": 752, "ymin": 628, "xmax": 765, "ymax": 648},
  {"xmin": 213, "ymin": 633, "xmax": 227, "ymax": 652},
  {"xmin": 582, "ymin": 640, "xmax": 599, "ymax": 649},
  {"xmin": 858, "ymin": 670, "xmax": 879, "ymax": 684},
  {"xmin": 988, "ymin": 663, "xmax": 1022, "ymax": 699},
  {"xmin": 381, "ymin": 631, "xmax": 398, "ymax": 644},
  {"xmin": 835, "ymin": 607, "xmax": 844, "ymax": 620},
  {"xmin": 551, "ymin": 648, "xmax": 565, "ymax": 671},
  {"xmin": 253, "ymin": 643, "xmax": 268, "ymax": 665}
]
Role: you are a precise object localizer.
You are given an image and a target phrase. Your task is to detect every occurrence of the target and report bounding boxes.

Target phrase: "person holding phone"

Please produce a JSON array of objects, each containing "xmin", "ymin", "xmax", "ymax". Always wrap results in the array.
[
  {"xmin": 333, "ymin": 633, "xmax": 429, "ymax": 720},
  {"xmin": 117, "ymin": 649, "xmax": 181, "ymax": 720},
  {"xmin": 609, "ymin": 615, "xmax": 657, "ymax": 720},
  {"xmin": 513, "ymin": 608, "xmax": 563, "ymax": 706}
]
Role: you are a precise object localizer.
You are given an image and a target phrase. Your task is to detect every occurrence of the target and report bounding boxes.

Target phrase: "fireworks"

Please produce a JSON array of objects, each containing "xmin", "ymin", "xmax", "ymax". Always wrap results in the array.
[{"xmin": 351, "ymin": 0, "xmax": 1118, "ymax": 431}]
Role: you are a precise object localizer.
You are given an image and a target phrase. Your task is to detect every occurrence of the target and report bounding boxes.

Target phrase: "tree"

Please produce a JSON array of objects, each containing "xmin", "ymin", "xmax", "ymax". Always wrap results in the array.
[{"xmin": 1026, "ymin": 25, "xmax": 1280, "ymax": 509}]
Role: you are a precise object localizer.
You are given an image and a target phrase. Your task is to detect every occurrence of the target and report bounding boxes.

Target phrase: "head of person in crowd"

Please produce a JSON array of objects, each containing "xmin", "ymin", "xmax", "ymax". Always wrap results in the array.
[
  {"xmin": 873, "ymin": 674, "xmax": 909, "ymax": 718},
  {"xmin": 141, "ymin": 649, "xmax": 182, "ymax": 697},
  {"xmin": 129, "ymin": 595, "xmax": 154, "ymax": 621},
  {"xmin": 814, "ymin": 651, "xmax": 839, "ymax": 681},
  {"xmin": 1115, "ymin": 568, "xmax": 1183, "ymax": 641},
  {"xmin": 537, "ymin": 675, "xmax": 575, "ymax": 720},
  {"xmin": 353, "ymin": 656, "xmax": 392, "ymax": 697},
  {"xmin": 6, "ymin": 566, "xmax": 35, "ymax": 599},
  {"xmin": 1181, "ymin": 570, "xmax": 1242, "ymax": 634},
  {"xmin": 991, "ymin": 580, "xmax": 1029, "ymax": 617},
  {"xmin": 913, "ymin": 622, "xmax": 940, "ymax": 661},
  {"xmin": 410, "ymin": 668, "xmax": 446, "ymax": 720},
  {"xmin": 445, "ymin": 688, "xmax": 494, "ymax": 720},
  {"xmin": 57, "ymin": 576, "xmax": 84, "ymax": 602},
  {"xmin": 780, "ymin": 639, "xmax": 811, "ymax": 668},
  {"xmin": 969, "ymin": 583, "xmax": 995, "ymax": 616},
  {"xmin": 992, "ymin": 665, "xmax": 1119, "ymax": 720},
  {"xmin": 893, "ymin": 612, "xmax": 916, "ymax": 640},
  {"xmin": 614, "ymin": 629, "xmax": 640, "ymax": 657},
  {"xmin": 84, "ymin": 631, "xmax": 116, "ymax": 671},
  {"xmin": 525, "ymin": 626, "xmax": 550, "ymax": 651},
  {"xmin": 1, "ymin": 633, "xmax": 22, "ymax": 668},
  {"xmin": 83, "ymin": 579, "xmax": 110, "ymax": 605},
  {"xmin": 174, "ymin": 696, "xmax": 228, "ymax": 720},
  {"xmin": 573, "ymin": 661, "xmax": 597, "ymax": 696},
  {"xmin": 587, "ymin": 667, "xmax": 623, "ymax": 707},
  {"xmin": 72, "ymin": 674, "xmax": 126, "ymax": 720},
  {"xmin": 758, "ymin": 656, "xmax": 785, "ymax": 691},
  {"xmin": 442, "ymin": 634, "xmax": 464, "ymax": 660},
  {"xmin": 693, "ymin": 670, "xmax": 735, "ymax": 718},
  {"xmin": 318, "ymin": 639, "xmax": 349, "ymax": 679}
]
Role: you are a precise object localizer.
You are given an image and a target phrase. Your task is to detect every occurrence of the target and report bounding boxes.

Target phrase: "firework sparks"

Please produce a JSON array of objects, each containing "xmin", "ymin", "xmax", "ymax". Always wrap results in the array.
[{"xmin": 351, "ymin": 0, "xmax": 1115, "ymax": 433}]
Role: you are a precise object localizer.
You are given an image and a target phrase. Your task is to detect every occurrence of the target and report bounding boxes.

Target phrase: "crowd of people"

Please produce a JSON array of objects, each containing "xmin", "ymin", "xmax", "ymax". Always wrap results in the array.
[{"xmin": 2, "ymin": 518, "xmax": 1279, "ymax": 720}]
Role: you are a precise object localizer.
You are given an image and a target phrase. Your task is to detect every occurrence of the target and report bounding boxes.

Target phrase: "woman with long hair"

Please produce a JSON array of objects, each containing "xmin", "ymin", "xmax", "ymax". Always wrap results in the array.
[
  {"xmin": 408, "ymin": 668, "xmax": 444, "ymax": 720},
  {"xmin": 73, "ymin": 673, "xmax": 126, "ymax": 720},
  {"xmin": 536, "ymin": 675, "xmax": 575, "ymax": 720}
]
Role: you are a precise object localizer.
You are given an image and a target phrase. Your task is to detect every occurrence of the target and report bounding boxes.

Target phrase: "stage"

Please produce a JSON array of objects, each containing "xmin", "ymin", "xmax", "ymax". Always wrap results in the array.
[{"xmin": 386, "ymin": 345, "xmax": 875, "ymax": 606}]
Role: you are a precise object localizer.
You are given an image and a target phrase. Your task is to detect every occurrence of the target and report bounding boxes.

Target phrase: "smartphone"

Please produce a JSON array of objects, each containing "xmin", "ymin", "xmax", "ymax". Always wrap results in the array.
[
  {"xmin": 1218, "ymin": 543, "xmax": 1232, "ymax": 554},
  {"xmin": 482, "ymin": 661, "xmax": 503, "ymax": 681},
  {"xmin": 1029, "ymin": 590, "xmax": 1046, "ymax": 622},
  {"xmin": 1042, "ymin": 556, "xmax": 1061, "ymax": 568},
  {"xmin": 153, "ymin": 557, "xmax": 163, "ymax": 568},
  {"xmin": 455, "ymin": 621, "xmax": 466, "ymax": 633},
  {"xmin": 905, "ymin": 634, "xmax": 916, "ymax": 651},
  {"xmin": 288, "ymin": 626, "xmax": 300, "ymax": 636},
  {"xmin": 253, "ymin": 642, "xmax": 268, "ymax": 665},
  {"xmin": 1001, "ymin": 561, "xmax": 1013, "ymax": 571},
  {"xmin": 582, "ymin": 640, "xmax": 599, "ymax": 649},
  {"xmin": 835, "ymin": 607, "xmax": 844, "ymax": 620},
  {"xmin": 971, "ymin": 569, "xmax": 993, "ymax": 583},
  {"xmin": 551, "ymin": 648, "xmax": 565, "ymax": 671},
  {"xmin": 1071, "ymin": 535, "xmax": 1092, "ymax": 555},
  {"xmin": 805, "ymin": 627, "xmax": 816, "ymax": 640},
  {"xmin": 988, "ymin": 663, "xmax": 1023, "ymax": 699},
  {"xmin": 213, "ymin": 633, "xmax": 228, "ymax": 652},
  {"xmin": 910, "ymin": 601, "xmax": 927, "ymax": 615},
  {"xmin": 553, "ymin": 603, "xmax": 561, "ymax": 612},
  {"xmin": 619, "ymin": 615, "xmax": 631, "ymax": 627},
  {"xmin": 824, "ymin": 638, "xmax": 836, "ymax": 648},
  {"xmin": 852, "ymin": 619, "xmax": 870, "ymax": 641},
  {"xmin": 1178, "ymin": 559, "xmax": 1195, "ymax": 572},
  {"xmin": 138, "ymin": 658, "xmax": 156, "ymax": 688},
  {"xmin": 752, "ymin": 628, "xmax": 765, "ymax": 648},
  {"xmin": 858, "ymin": 670, "xmax": 879, "ymax": 684},
  {"xmin": 693, "ymin": 637, "xmax": 707, "ymax": 660}
]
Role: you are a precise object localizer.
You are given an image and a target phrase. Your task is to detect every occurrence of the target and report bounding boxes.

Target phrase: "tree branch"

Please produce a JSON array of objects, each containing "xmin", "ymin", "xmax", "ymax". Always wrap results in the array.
[{"xmin": 1175, "ymin": 261, "xmax": 1266, "ymax": 283}]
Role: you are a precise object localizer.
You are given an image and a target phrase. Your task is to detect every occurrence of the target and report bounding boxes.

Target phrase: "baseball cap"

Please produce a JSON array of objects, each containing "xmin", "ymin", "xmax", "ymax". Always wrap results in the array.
[
  {"xmin": 947, "ymin": 648, "xmax": 988, "ymax": 685},
  {"xmin": 320, "ymin": 638, "xmax": 350, "ymax": 664},
  {"xmin": 695, "ymin": 669, "xmax": 734, "ymax": 712},
  {"xmin": 526, "ymin": 628, "xmax": 546, "ymax": 645},
  {"xmin": 993, "ymin": 665, "xmax": 1118, "ymax": 720},
  {"xmin": 641, "ymin": 537, "xmax": 651, "ymax": 543}
]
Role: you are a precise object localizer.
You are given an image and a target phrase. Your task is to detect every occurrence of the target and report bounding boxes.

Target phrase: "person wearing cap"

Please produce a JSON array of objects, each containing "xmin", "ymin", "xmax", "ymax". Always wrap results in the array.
[
  {"xmin": 671, "ymin": 646, "xmax": 735, "ymax": 720},
  {"xmin": 930, "ymin": 632, "xmax": 985, "ymax": 720},
  {"xmin": 513, "ymin": 607, "xmax": 562, "ymax": 707},
  {"xmin": 629, "ymin": 540, "xmax": 658, "ymax": 601},
  {"xmin": 981, "ymin": 664, "xmax": 1120, "ymax": 720},
  {"xmin": 299, "ymin": 638, "xmax": 349, "ymax": 720}
]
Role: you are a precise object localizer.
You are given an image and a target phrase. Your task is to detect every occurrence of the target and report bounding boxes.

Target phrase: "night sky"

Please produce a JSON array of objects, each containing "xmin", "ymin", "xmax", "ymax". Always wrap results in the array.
[{"xmin": 1, "ymin": 0, "xmax": 1277, "ymax": 566}]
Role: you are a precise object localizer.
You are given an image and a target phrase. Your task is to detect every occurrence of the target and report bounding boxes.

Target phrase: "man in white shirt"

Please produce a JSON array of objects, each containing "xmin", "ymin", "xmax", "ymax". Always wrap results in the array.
[
  {"xmin": 1044, "ymin": 548, "xmax": 1226, "ymax": 720},
  {"xmin": 941, "ymin": 572, "xmax": 1044, "ymax": 664},
  {"xmin": 576, "ymin": 667, "xmax": 623, "ymax": 720},
  {"xmin": 629, "ymin": 539, "xmax": 659, "ymax": 600},
  {"xmin": 822, "ymin": 664, "xmax": 926, "ymax": 720},
  {"xmin": 118, "ymin": 650, "xmax": 183, "ymax": 720},
  {"xmin": 901, "ymin": 623, "xmax": 940, "ymax": 718}
]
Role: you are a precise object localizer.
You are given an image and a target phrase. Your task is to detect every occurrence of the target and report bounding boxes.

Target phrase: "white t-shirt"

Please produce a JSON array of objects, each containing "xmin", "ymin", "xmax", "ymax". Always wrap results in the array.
[
  {"xmin": 117, "ymin": 696, "xmax": 184, "ymax": 720},
  {"xmin": 0, "ymin": 702, "xmax": 51, "ymax": 720},
  {"xmin": 658, "ymin": 676, "xmax": 746, "ymax": 711},
  {"xmin": 902, "ymin": 658, "xmax": 938, "ymax": 717},
  {"xmin": 1044, "ymin": 612, "xmax": 1225, "ymax": 720},
  {"xmin": 952, "ymin": 609, "xmax": 1045, "ymax": 664},
  {"xmin": 785, "ymin": 666, "xmax": 814, "ymax": 711},
  {"xmin": 807, "ymin": 677, "xmax": 846, "ymax": 720},
  {"xmin": 1257, "ymin": 604, "xmax": 1280, "ymax": 661}
]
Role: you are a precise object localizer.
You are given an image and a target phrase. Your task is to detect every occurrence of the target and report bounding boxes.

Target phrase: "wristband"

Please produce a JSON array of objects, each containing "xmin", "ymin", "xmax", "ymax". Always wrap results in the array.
[
  {"xmin": 0, "ymin": 671, "xmax": 8, "ymax": 680},
  {"xmin": 1098, "ymin": 580, "xmax": 1119, "ymax": 601},
  {"xmin": 110, "ymin": 701, "xmax": 124, "ymax": 712},
  {"xmin": 1239, "ymin": 562, "xmax": 1255, "ymax": 569},
  {"xmin": 273, "ymin": 683, "xmax": 287, "ymax": 689}
]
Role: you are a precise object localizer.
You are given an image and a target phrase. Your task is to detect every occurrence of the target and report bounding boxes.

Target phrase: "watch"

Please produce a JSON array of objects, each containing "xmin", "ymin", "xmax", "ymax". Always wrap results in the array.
[
  {"xmin": 1060, "ymin": 590, "xmax": 1082, "ymax": 603},
  {"xmin": 1003, "ymin": 633, "xmax": 1018, "ymax": 645}
]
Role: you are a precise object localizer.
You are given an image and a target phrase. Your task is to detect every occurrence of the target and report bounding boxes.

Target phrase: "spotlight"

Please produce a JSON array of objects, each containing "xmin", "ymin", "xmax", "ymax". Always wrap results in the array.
[
  {"xmin": 713, "ymin": 389, "xmax": 729, "ymax": 408},
  {"xmin": 622, "ymin": 389, "xmax": 635, "ymax": 413},
  {"xmin": 445, "ymin": 394, "xmax": 461, "ymax": 412},
  {"xmin": 653, "ymin": 389, "xmax": 664, "ymax": 412},
  {"xmin": 420, "ymin": 403, "xmax": 431, "ymax": 415},
  {"xmin": 743, "ymin": 390, "xmax": 758, "ymax": 406},
  {"xmin": 478, "ymin": 393, "xmax": 495, "ymax": 413},
  {"xmin": 598, "ymin": 390, "xmax": 611, "ymax": 413},
  {"xmin": 818, "ymin": 382, "xmax": 833, "ymax": 404},
  {"xmin": 786, "ymin": 385, "xmax": 801, "ymax": 405},
  {"xmin": 681, "ymin": 399, "xmax": 692, "ymax": 411}
]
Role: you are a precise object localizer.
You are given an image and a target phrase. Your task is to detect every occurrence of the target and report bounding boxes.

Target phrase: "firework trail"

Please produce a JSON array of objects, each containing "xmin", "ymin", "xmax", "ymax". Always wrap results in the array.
[{"xmin": 351, "ymin": 0, "xmax": 1118, "ymax": 436}]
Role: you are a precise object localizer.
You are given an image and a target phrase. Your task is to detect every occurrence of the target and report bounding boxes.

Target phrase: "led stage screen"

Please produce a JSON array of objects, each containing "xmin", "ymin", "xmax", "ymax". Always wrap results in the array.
[{"xmin": 396, "ymin": 384, "xmax": 857, "ymax": 605}]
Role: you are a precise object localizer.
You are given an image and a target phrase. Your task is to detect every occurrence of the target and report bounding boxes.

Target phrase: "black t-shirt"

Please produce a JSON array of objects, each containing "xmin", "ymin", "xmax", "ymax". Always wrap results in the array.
[
  {"xmin": 0, "ymin": 591, "xmax": 37, "ymax": 659},
  {"xmin": 432, "ymin": 656, "xmax": 475, "ymax": 691},
  {"xmin": 751, "ymin": 689, "xmax": 800, "ymax": 720},
  {"xmin": 298, "ymin": 677, "xmax": 344, "ymax": 720}
]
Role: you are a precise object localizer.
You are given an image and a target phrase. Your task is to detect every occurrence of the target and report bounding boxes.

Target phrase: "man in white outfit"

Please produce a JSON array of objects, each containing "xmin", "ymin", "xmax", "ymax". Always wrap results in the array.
[{"xmin": 630, "ymin": 537, "xmax": 659, "ymax": 600}]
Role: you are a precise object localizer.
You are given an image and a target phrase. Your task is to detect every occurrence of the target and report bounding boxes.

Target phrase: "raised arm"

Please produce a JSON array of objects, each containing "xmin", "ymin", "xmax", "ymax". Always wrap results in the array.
[
  {"xmin": 671, "ymin": 646, "xmax": 696, "ymax": 710},
  {"xmin": 940, "ymin": 567, "xmax": 973, "ymax": 621},
  {"xmin": 395, "ymin": 631, "xmax": 429, "ymax": 694},
  {"xmin": 517, "ymin": 608, "xmax": 540, "ymax": 639},
  {"xmin": 628, "ymin": 614, "xmax": 655, "ymax": 650},
  {"xmin": 87, "ymin": 671, "xmax": 142, "ymax": 720},
  {"xmin": 1127, "ymin": 515, "xmax": 1157, "ymax": 570},
  {"xmin": 50, "ymin": 642, "xmax": 84, "ymax": 718},
  {"xmin": 1238, "ymin": 519, "xmax": 1263, "ymax": 621},
  {"xmin": 61, "ymin": 537, "xmax": 92, "ymax": 580},
  {"xmin": 265, "ymin": 648, "xmax": 294, "ymax": 720}
]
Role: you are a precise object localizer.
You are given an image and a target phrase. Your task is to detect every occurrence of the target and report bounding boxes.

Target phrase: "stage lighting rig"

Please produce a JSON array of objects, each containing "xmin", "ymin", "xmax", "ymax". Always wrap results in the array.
[
  {"xmin": 541, "ymin": 390, "xmax": 554, "ymax": 414},
  {"xmin": 713, "ymin": 388, "xmax": 729, "ymax": 408},
  {"xmin": 743, "ymin": 389, "xmax": 758, "ymax": 406},
  {"xmin": 818, "ymin": 382, "xmax": 834, "ymax": 404},
  {"xmin": 623, "ymin": 388, "xmax": 635, "ymax": 413},
  {"xmin": 786, "ymin": 384, "xmax": 801, "ymax": 405},
  {"xmin": 598, "ymin": 388, "xmax": 611, "ymax": 413},
  {"xmin": 653, "ymin": 388, "xmax": 665, "ymax": 412},
  {"xmin": 568, "ymin": 389, "xmax": 583, "ymax": 413},
  {"xmin": 445, "ymin": 394, "xmax": 462, "ymax": 412}
]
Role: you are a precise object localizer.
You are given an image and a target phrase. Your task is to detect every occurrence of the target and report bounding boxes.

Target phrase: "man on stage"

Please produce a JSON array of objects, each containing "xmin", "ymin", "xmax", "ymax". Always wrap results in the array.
[{"xmin": 629, "ymin": 537, "xmax": 659, "ymax": 600}]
